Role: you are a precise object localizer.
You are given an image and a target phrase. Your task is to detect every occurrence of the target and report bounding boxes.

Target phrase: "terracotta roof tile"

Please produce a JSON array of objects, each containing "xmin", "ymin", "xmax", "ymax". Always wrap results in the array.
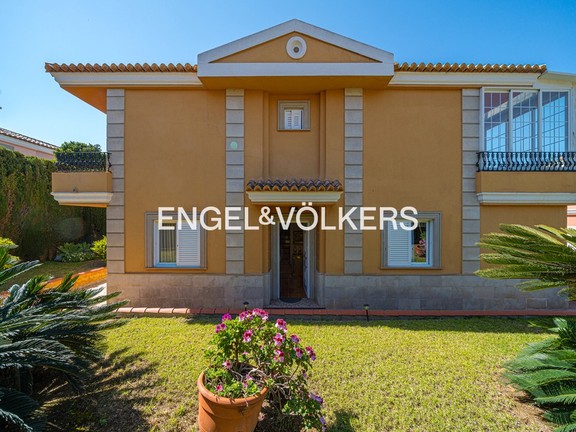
[
  {"xmin": 0, "ymin": 127, "xmax": 57, "ymax": 150},
  {"xmin": 45, "ymin": 62, "xmax": 545, "ymax": 74},
  {"xmin": 45, "ymin": 62, "xmax": 197, "ymax": 73},
  {"xmin": 246, "ymin": 179, "xmax": 343, "ymax": 192},
  {"xmin": 393, "ymin": 62, "xmax": 546, "ymax": 73}
]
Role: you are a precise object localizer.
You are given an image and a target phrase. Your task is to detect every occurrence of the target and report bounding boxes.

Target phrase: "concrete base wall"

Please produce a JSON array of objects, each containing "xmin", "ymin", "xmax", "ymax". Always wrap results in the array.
[
  {"xmin": 108, "ymin": 273, "xmax": 270, "ymax": 309},
  {"xmin": 321, "ymin": 274, "xmax": 570, "ymax": 311},
  {"xmin": 108, "ymin": 272, "xmax": 570, "ymax": 311}
]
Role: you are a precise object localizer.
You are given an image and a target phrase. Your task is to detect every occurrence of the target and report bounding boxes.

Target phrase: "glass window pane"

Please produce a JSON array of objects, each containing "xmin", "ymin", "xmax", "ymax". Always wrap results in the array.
[
  {"xmin": 411, "ymin": 222, "xmax": 429, "ymax": 265},
  {"xmin": 159, "ymin": 224, "xmax": 176, "ymax": 263},
  {"xmin": 484, "ymin": 92, "xmax": 509, "ymax": 152},
  {"xmin": 511, "ymin": 91, "xmax": 538, "ymax": 152},
  {"xmin": 542, "ymin": 91, "xmax": 569, "ymax": 152}
]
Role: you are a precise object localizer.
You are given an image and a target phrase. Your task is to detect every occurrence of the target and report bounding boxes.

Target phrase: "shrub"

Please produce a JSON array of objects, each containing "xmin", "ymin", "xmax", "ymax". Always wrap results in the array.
[
  {"xmin": 58, "ymin": 242, "xmax": 93, "ymax": 263},
  {"xmin": 0, "ymin": 246, "xmax": 127, "ymax": 431},
  {"xmin": 0, "ymin": 147, "xmax": 106, "ymax": 260},
  {"xmin": 0, "ymin": 237, "xmax": 19, "ymax": 268},
  {"xmin": 91, "ymin": 236, "xmax": 106, "ymax": 261}
]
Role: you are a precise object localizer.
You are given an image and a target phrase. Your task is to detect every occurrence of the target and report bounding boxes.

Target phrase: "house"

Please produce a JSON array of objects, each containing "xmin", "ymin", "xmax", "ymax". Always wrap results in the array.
[
  {"xmin": 47, "ymin": 20, "xmax": 576, "ymax": 311},
  {"xmin": 0, "ymin": 127, "xmax": 57, "ymax": 160}
]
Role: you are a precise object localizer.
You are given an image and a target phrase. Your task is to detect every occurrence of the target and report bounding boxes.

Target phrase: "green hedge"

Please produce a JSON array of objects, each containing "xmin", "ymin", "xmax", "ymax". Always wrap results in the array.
[{"xmin": 0, "ymin": 147, "xmax": 105, "ymax": 260}]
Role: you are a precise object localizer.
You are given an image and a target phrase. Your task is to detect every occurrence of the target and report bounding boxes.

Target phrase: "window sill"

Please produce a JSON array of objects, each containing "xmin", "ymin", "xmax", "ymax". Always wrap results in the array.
[
  {"xmin": 145, "ymin": 267, "xmax": 207, "ymax": 272},
  {"xmin": 277, "ymin": 128, "xmax": 311, "ymax": 132},
  {"xmin": 380, "ymin": 266, "xmax": 442, "ymax": 270}
]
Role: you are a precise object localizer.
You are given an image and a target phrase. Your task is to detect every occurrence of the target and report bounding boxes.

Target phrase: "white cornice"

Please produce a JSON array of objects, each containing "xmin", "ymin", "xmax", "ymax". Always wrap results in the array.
[
  {"xmin": 51, "ymin": 192, "xmax": 113, "ymax": 206},
  {"xmin": 389, "ymin": 72, "xmax": 540, "ymax": 87},
  {"xmin": 199, "ymin": 19, "xmax": 393, "ymax": 65},
  {"xmin": 477, "ymin": 192, "xmax": 576, "ymax": 205},
  {"xmin": 539, "ymin": 71, "xmax": 576, "ymax": 84},
  {"xmin": 50, "ymin": 72, "xmax": 203, "ymax": 87},
  {"xmin": 198, "ymin": 62, "xmax": 394, "ymax": 78},
  {"xmin": 246, "ymin": 191, "xmax": 342, "ymax": 204}
]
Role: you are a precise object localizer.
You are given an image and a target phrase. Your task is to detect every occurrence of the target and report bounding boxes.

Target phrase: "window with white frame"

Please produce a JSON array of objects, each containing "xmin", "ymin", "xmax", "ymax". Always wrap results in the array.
[
  {"xmin": 278, "ymin": 100, "xmax": 310, "ymax": 130},
  {"xmin": 381, "ymin": 213, "xmax": 441, "ymax": 268},
  {"xmin": 145, "ymin": 213, "xmax": 205, "ymax": 268},
  {"xmin": 483, "ymin": 89, "xmax": 570, "ymax": 152}
]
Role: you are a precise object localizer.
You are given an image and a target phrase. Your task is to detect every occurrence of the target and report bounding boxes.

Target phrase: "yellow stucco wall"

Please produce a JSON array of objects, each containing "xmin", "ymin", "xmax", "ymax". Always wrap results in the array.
[
  {"xmin": 480, "ymin": 205, "xmax": 568, "ymax": 268},
  {"xmin": 476, "ymin": 172, "xmax": 576, "ymax": 193},
  {"xmin": 52, "ymin": 172, "xmax": 112, "ymax": 193},
  {"xmin": 268, "ymin": 94, "xmax": 321, "ymax": 179},
  {"xmin": 363, "ymin": 88, "xmax": 463, "ymax": 274},
  {"xmin": 124, "ymin": 89, "xmax": 226, "ymax": 273},
  {"xmin": 215, "ymin": 32, "xmax": 376, "ymax": 64}
]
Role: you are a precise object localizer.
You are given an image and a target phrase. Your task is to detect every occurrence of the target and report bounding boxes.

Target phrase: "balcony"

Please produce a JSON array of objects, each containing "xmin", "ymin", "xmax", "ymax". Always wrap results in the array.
[
  {"xmin": 51, "ymin": 152, "xmax": 113, "ymax": 208},
  {"xmin": 475, "ymin": 152, "xmax": 576, "ymax": 205},
  {"xmin": 477, "ymin": 151, "xmax": 576, "ymax": 172}
]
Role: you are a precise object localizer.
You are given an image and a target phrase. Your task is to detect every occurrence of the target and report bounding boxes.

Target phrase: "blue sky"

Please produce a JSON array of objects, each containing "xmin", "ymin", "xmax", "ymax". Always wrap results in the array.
[{"xmin": 1, "ymin": 0, "xmax": 575, "ymax": 149}]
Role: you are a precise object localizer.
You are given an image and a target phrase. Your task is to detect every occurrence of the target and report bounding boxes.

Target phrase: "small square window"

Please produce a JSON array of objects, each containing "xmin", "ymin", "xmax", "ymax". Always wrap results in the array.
[
  {"xmin": 381, "ymin": 212, "xmax": 441, "ymax": 268},
  {"xmin": 278, "ymin": 100, "xmax": 310, "ymax": 130}
]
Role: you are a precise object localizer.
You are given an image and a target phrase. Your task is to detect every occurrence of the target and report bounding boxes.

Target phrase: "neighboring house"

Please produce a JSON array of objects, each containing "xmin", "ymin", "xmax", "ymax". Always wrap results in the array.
[
  {"xmin": 0, "ymin": 127, "xmax": 57, "ymax": 160},
  {"xmin": 47, "ymin": 20, "xmax": 576, "ymax": 311},
  {"xmin": 568, "ymin": 206, "xmax": 576, "ymax": 228}
]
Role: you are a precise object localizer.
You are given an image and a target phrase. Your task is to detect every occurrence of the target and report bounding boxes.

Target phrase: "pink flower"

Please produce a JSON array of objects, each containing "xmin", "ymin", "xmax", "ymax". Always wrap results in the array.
[
  {"xmin": 243, "ymin": 329, "xmax": 253, "ymax": 342},
  {"xmin": 274, "ymin": 349, "xmax": 285, "ymax": 363},
  {"xmin": 305, "ymin": 346, "xmax": 316, "ymax": 361},
  {"xmin": 273, "ymin": 333, "xmax": 285, "ymax": 346},
  {"xmin": 275, "ymin": 318, "xmax": 287, "ymax": 332},
  {"xmin": 223, "ymin": 360, "xmax": 232, "ymax": 369},
  {"xmin": 215, "ymin": 323, "xmax": 226, "ymax": 333},
  {"xmin": 221, "ymin": 313, "xmax": 232, "ymax": 322},
  {"xmin": 290, "ymin": 334, "xmax": 300, "ymax": 343},
  {"xmin": 252, "ymin": 308, "xmax": 269, "ymax": 321},
  {"xmin": 216, "ymin": 384, "xmax": 223, "ymax": 393},
  {"xmin": 294, "ymin": 347, "xmax": 303, "ymax": 358}
]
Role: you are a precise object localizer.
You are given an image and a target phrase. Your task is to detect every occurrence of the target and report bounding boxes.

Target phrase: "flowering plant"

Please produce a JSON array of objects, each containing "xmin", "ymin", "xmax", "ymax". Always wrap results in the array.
[{"xmin": 203, "ymin": 308, "xmax": 325, "ymax": 430}]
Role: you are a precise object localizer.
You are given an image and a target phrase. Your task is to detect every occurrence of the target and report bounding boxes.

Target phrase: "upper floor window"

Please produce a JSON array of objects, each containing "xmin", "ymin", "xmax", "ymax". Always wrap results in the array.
[
  {"xmin": 483, "ymin": 90, "xmax": 570, "ymax": 152},
  {"xmin": 278, "ymin": 100, "xmax": 310, "ymax": 131}
]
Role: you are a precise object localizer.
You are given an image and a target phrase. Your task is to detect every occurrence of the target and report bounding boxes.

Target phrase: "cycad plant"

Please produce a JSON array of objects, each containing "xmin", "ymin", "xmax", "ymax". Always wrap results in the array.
[
  {"xmin": 477, "ymin": 224, "xmax": 576, "ymax": 431},
  {"xmin": 505, "ymin": 318, "xmax": 576, "ymax": 432},
  {"xmin": 476, "ymin": 224, "xmax": 576, "ymax": 299},
  {"xmin": 0, "ymin": 246, "xmax": 127, "ymax": 431}
]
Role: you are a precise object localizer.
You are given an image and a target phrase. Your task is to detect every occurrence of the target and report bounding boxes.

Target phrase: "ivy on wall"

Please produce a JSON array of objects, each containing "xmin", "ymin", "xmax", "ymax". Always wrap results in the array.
[{"xmin": 0, "ymin": 148, "xmax": 105, "ymax": 260}]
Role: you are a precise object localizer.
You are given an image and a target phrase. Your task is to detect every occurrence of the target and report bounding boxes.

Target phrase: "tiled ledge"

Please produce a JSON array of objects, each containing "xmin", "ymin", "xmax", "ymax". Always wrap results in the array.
[{"xmin": 116, "ymin": 307, "xmax": 576, "ymax": 319}]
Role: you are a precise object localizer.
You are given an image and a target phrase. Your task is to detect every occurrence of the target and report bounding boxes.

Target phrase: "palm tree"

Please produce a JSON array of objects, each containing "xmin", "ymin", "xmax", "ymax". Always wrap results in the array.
[
  {"xmin": 476, "ymin": 224, "xmax": 576, "ymax": 299},
  {"xmin": 0, "ymin": 247, "xmax": 127, "ymax": 431}
]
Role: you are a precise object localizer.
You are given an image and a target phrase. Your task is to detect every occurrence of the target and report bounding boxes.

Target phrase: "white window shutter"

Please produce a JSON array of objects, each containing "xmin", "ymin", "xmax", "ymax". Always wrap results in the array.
[
  {"xmin": 387, "ymin": 224, "xmax": 410, "ymax": 266},
  {"xmin": 285, "ymin": 109, "xmax": 293, "ymax": 129},
  {"xmin": 177, "ymin": 225, "xmax": 200, "ymax": 267},
  {"xmin": 291, "ymin": 109, "xmax": 302, "ymax": 129}
]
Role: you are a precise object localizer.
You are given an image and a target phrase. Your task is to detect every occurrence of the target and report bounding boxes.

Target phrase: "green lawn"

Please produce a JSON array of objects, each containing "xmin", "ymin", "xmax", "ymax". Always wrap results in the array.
[
  {"xmin": 44, "ymin": 317, "xmax": 552, "ymax": 432},
  {"xmin": 3, "ymin": 259, "xmax": 103, "ymax": 287}
]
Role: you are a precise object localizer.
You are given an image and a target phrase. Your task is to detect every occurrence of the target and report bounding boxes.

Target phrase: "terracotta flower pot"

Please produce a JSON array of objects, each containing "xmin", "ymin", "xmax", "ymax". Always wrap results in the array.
[{"xmin": 197, "ymin": 371, "xmax": 268, "ymax": 432}]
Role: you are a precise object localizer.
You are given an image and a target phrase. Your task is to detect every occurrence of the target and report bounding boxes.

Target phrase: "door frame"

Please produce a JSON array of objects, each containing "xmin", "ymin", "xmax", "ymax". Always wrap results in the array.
[{"xmin": 271, "ymin": 221, "xmax": 316, "ymax": 302}]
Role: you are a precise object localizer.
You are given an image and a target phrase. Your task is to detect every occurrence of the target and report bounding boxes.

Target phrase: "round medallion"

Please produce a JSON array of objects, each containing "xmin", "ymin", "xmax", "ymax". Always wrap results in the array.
[{"xmin": 286, "ymin": 36, "xmax": 307, "ymax": 59}]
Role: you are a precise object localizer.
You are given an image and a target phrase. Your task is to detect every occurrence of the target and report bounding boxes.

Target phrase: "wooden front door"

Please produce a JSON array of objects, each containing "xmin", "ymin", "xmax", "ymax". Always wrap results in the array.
[{"xmin": 279, "ymin": 224, "xmax": 306, "ymax": 299}]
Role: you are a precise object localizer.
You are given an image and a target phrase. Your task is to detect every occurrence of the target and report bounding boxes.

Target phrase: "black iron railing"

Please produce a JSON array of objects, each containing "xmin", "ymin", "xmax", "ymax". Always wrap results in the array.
[
  {"xmin": 477, "ymin": 151, "xmax": 576, "ymax": 172},
  {"xmin": 55, "ymin": 152, "xmax": 111, "ymax": 172}
]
